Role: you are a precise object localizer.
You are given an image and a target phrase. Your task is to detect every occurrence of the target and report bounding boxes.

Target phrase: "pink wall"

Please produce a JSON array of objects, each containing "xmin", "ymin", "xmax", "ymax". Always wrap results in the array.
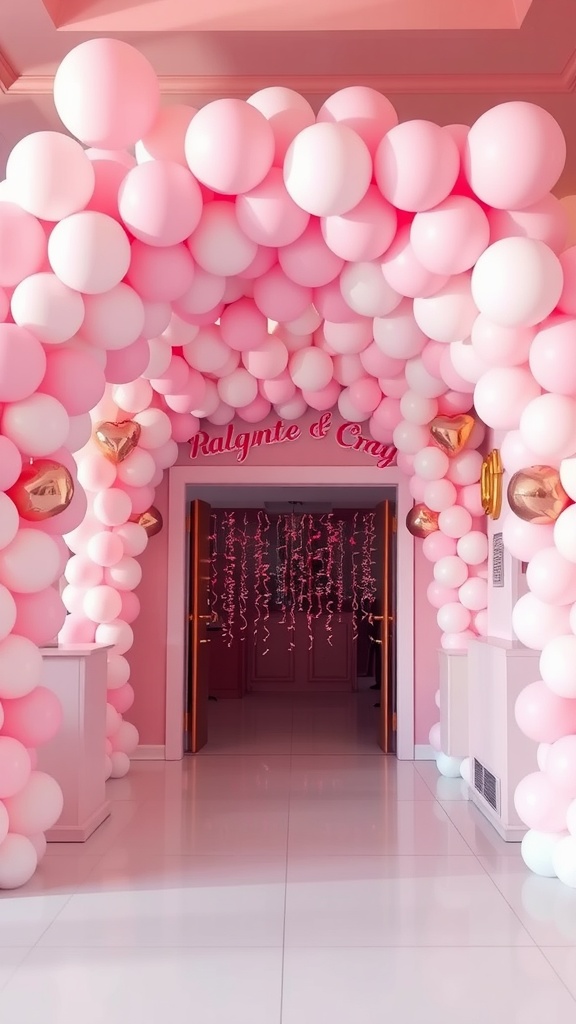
[{"xmin": 128, "ymin": 414, "xmax": 440, "ymax": 748}]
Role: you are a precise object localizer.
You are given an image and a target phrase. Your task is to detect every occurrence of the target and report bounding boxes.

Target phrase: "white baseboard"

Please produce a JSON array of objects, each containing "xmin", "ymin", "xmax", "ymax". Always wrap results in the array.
[
  {"xmin": 132, "ymin": 744, "xmax": 166, "ymax": 761},
  {"xmin": 414, "ymin": 744, "xmax": 437, "ymax": 761}
]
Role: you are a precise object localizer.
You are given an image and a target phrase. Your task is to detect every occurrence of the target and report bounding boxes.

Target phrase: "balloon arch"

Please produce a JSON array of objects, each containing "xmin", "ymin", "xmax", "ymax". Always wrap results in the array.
[{"xmin": 1, "ymin": 37, "xmax": 576, "ymax": 889}]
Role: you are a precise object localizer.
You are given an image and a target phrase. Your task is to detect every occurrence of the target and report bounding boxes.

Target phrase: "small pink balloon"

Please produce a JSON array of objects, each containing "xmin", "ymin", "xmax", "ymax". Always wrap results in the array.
[
  {"xmin": 375, "ymin": 120, "xmax": 460, "ymax": 212},
  {"xmin": 333, "ymin": 353, "xmax": 364, "ymax": 386},
  {"xmin": 163, "ymin": 370, "xmax": 207, "ymax": 415},
  {"xmin": 558, "ymin": 247, "xmax": 576, "ymax": 316},
  {"xmin": 6, "ymin": 133, "xmax": 95, "ymax": 222},
  {"xmin": 85, "ymin": 151, "xmax": 130, "ymax": 221},
  {"xmin": 54, "ymin": 39, "xmax": 160, "ymax": 149},
  {"xmin": 302, "ymin": 379, "xmax": 342, "ymax": 412},
  {"xmin": 514, "ymin": 771, "xmax": 570, "ymax": 833},
  {"xmin": 290, "ymin": 348, "xmax": 333, "ymax": 392},
  {"xmin": 187, "ymin": 202, "xmax": 257, "ymax": 277},
  {"xmin": 437, "ymin": 602, "xmax": 472, "ymax": 634},
  {"xmin": 107, "ymin": 681, "xmax": 135, "ymax": 715},
  {"xmin": 400, "ymin": 391, "xmax": 438, "ymax": 427},
  {"xmin": 438, "ymin": 505, "xmax": 473, "ymax": 540},
  {"xmin": 520, "ymin": 393, "xmax": 576, "ymax": 461},
  {"xmin": 422, "ymin": 532, "xmax": 457, "ymax": 562},
  {"xmin": 284, "ymin": 122, "xmax": 372, "ymax": 218},
  {"xmin": 59, "ymin": 614, "xmax": 96, "ymax": 644},
  {"xmin": 42, "ymin": 347, "xmax": 106, "ymax": 416},
  {"xmin": 411, "ymin": 196, "xmax": 490, "ymax": 276},
  {"xmin": 0, "ymin": 203, "xmax": 46, "ymax": 287},
  {"xmin": 247, "ymin": 88, "xmax": 315, "ymax": 166},
  {"xmin": 359, "ymin": 343, "xmax": 405, "ymax": 380},
  {"xmin": 502, "ymin": 515, "xmax": 554, "ymax": 562},
  {"xmin": 217, "ymin": 368, "xmax": 259, "ymax": 409},
  {"xmin": 470, "ymin": 316, "xmax": 535, "ymax": 368},
  {"xmin": 471, "ymin": 237, "xmax": 563, "ymax": 329},
  {"xmin": 0, "ymin": 737, "xmax": 31, "ymax": 799},
  {"xmin": 436, "ymin": 391, "xmax": 474, "ymax": 416},
  {"xmin": 512, "ymin": 593, "xmax": 571, "ymax": 651},
  {"xmin": 427, "ymin": 581, "xmax": 459, "ymax": 609},
  {"xmin": 243, "ymin": 337, "xmax": 288, "ymax": 380},
  {"xmin": 474, "ymin": 366, "xmax": 541, "ymax": 430},
  {"xmin": 322, "ymin": 320, "xmax": 372, "ymax": 356},
  {"xmin": 1, "ymin": 687, "xmax": 62, "ymax": 748},
  {"xmin": 119, "ymin": 591, "xmax": 140, "ymax": 625},
  {"xmin": 314, "ymin": 281, "xmax": 360, "ymax": 325},
  {"xmin": 135, "ymin": 104, "xmax": 197, "ymax": 165},
  {"xmin": 347, "ymin": 377, "xmax": 381, "ymax": 415},
  {"xmin": 413, "ymin": 273, "xmax": 478, "ymax": 345},
  {"xmin": 408, "ymin": 475, "xmax": 427, "ymax": 501},
  {"xmin": 0, "ymin": 324, "xmax": 47, "ymax": 402},
  {"xmin": 117, "ymin": 483, "xmax": 154, "ymax": 516},
  {"xmin": 236, "ymin": 168, "xmax": 309, "ymax": 247},
  {"xmin": 488, "ymin": 194, "xmax": 568, "ymax": 254},
  {"xmin": 424, "ymin": 479, "xmax": 458, "ymax": 513},
  {"xmin": 127, "ymin": 241, "xmax": 196, "ymax": 303},
  {"xmin": 374, "ymin": 297, "xmax": 428, "ymax": 360},
  {"xmin": 241, "ymin": 246, "xmax": 277, "ymax": 280},
  {"xmin": 433, "ymin": 555, "xmax": 469, "ymax": 589},
  {"xmin": 459, "ymin": 483, "xmax": 485, "ymax": 518},
  {"xmin": 237, "ymin": 395, "xmax": 272, "ymax": 423},
  {"xmin": 373, "ymin": 396, "xmax": 402, "ymax": 431},
  {"xmin": 259, "ymin": 371, "xmax": 296, "ymax": 404},
  {"xmin": 13, "ymin": 589, "xmax": 66, "ymax": 646},
  {"xmin": 119, "ymin": 161, "xmax": 203, "ymax": 247},
  {"xmin": 317, "ymin": 87, "xmax": 398, "ymax": 159},
  {"xmin": 253, "ymin": 265, "xmax": 312, "ymax": 322},
  {"xmin": 105, "ymin": 338, "xmax": 151, "ymax": 385},
  {"xmin": 151, "ymin": 354, "xmax": 190, "ymax": 395},
  {"xmin": 0, "ymin": 437, "xmax": 22, "ymax": 492},
  {"xmin": 185, "ymin": 99, "xmax": 274, "ymax": 195},
  {"xmin": 321, "ymin": 186, "xmax": 397, "ymax": 262},
  {"xmin": 529, "ymin": 317, "xmax": 576, "ymax": 396},
  {"xmin": 279, "ymin": 220, "xmax": 344, "ymax": 288},
  {"xmin": 380, "ymin": 226, "xmax": 449, "ymax": 300},
  {"xmin": 458, "ymin": 577, "xmax": 488, "ymax": 611},
  {"xmin": 87, "ymin": 531, "xmax": 125, "ymax": 568},
  {"xmin": 220, "ymin": 298, "xmax": 269, "ymax": 353},
  {"xmin": 170, "ymin": 266, "xmax": 225, "ymax": 317},
  {"xmin": 48, "ymin": 211, "xmax": 131, "ymax": 296}
]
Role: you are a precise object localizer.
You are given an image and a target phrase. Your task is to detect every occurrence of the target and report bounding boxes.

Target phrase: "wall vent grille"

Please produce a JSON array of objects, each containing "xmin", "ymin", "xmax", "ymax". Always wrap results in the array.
[{"xmin": 473, "ymin": 758, "xmax": 500, "ymax": 814}]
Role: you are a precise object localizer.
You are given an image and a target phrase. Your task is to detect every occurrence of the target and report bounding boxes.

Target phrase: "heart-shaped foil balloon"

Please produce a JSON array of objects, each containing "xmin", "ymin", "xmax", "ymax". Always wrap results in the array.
[
  {"xmin": 430, "ymin": 414, "xmax": 475, "ymax": 457},
  {"xmin": 130, "ymin": 505, "xmax": 163, "ymax": 537},
  {"xmin": 8, "ymin": 460, "xmax": 74, "ymax": 521},
  {"xmin": 507, "ymin": 465, "xmax": 572, "ymax": 524},
  {"xmin": 406, "ymin": 503, "xmax": 439, "ymax": 539},
  {"xmin": 94, "ymin": 420, "xmax": 141, "ymax": 464}
]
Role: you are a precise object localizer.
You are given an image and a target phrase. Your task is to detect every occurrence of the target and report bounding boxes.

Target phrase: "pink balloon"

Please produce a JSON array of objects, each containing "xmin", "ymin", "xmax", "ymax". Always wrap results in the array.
[
  {"xmin": 380, "ymin": 226, "xmax": 449, "ymax": 299},
  {"xmin": 167, "ymin": 411, "xmax": 200, "ymax": 443},
  {"xmin": 375, "ymin": 120, "xmax": 459, "ymax": 212},
  {"xmin": 512, "ymin": 593, "xmax": 571, "ymax": 650},
  {"xmin": 359, "ymin": 344, "xmax": 404, "ymax": 380},
  {"xmin": 188, "ymin": 202, "xmax": 257, "ymax": 277},
  {"xmin": 393, "ymin": 420, "xmax": 429, "ymax": 455},
  {"xmin": 474, "ymin": 367, "xmax": 541, "ymax": 430},
  {"xmin": 253, "ymin": 265, "xmax": 312, "ymax": 322},
  {"xmin": 413, "ymin": 274, "xmax": 478, "ymax": 345},
  {"xmin": 54, "ymin": 39, "xmax": 160, "ymax": 149},
  {"xmin": 458, "ymin": 576, "xmax": 488, "ymax": 611},
  {"xmin": 236, "ymin": 167, "xmax": 309, "ymax": 247},
  {"xmin": 427, "ymin": 581, "xmax": 459, "ymax": 609},
  {"xmin": 433, "ymin": 555, "xmax": 469, "ymax": 589},
  {"xmin": 217, "ymin": 368, "xmax": 259, "ymax": 409},
  {"xmin": 471, "ymin": 237, "xmax": 563, "ymax": 329},
  {"xmin": 411, "ymin": 196, "xmax": 490, "ymax": 276},
  {"xmin": 545, "ymin": 736, "xmax": 576, "ymax": 796},
  {"xmin": 42, "ymin": 347, "xmax": 106, "ymax": 416},
  {"xmin": 408, "ymin": 475, "xmax": 427, "ymax": 501},
  {"xmin": 302, "ymin": 379, "xmax": 342, "ymax": 411},
  {"xmin": 11, "ymin": 272, "xmax": 85, "ymax": 346},
  {"xmin": 323, "ymin": 320, "xmax": 372, "ymax": 356},
  {"xmin": 119, "ymin": 591, "xmax": 140, "ymax": 625},
  {"xmin": 471, "ymin": 316, "xmax": 535, "ymax": 368},
  {"xmin": 317, "ymin": 87, "xmax": 398, "ymax": 159},
  {"xmin": 422, "ymin": 532, "xmax": 457, "ymax": 562},
  {"xmin": 185, "ymin": 99, "xmax": 274, "ymax": 194},
  {"xmin": 459, "ymin": 483, "xmax": 485, "ymax": 518},
  {"xmin": 437, "ymin": 602, "xmax": 472, "ymax": 633},
  {"xmin": 529, "ymin": 317, "xmax": 576, "ymax": 395},
  {"xmin": 436, "ymin": 391, "xmax": 474, "ymax": 416},
  {"xmin": 247, "ymin": 88, "xmax": 315, "ymax": 166},
  {"xmin": 116, "ymin": 483, "xmax": 154, "ymax": 516},
  {"xmin": 374, "ymin": 298, "xmax": 427, "ymax": 360},
  {"xmin": 0, "ymin": 737, "xmax": 31, "ymax": 799},
  {"xmin": 284, "ymin": 122, "xmax": 372, "ymax": 217},
  {"xmin": 500, "ymin": 430, "xmax": 541, "ymax": 475},
  {"xmin": 438, "ymin": 505, "xmax": 473, "ymax": 540},
  {"xmin": 2, "ymin": 770, "xmax": 64, "ymax": 835},
  {"xmin": 321, "ymin": 186, "xmax": 397, "ymax": 262},
  {"xmin": 13, "ymin": 589, "xmax": 66, "ymax": 646},
  {"xmin": 48, "ymin": 211, "xmax": 131, "ymax": 295},
  {"xmin": 135, "ymin": 104, "xmax": 196, "ymax": 165},
  {"xmin": 424, "ymin": 479, "xmax": 458, "ymax": 513},
  {"xmin": 314, "ymin": 281, "xmax": 358, "ymax": 325},
  {"xmin": 339, "ymin": 260, "xmax": 402, "ymax": 318},
  {"xmin": 0, "ymin": 324, "xmax": 46, "ymax": 402},
  {"xmin": 107, "ymin": 681, "xmax": 135, "ymax": 715},
  {"xmin": 0, "ymin": 203, "xmax": 46, "ymax": 287},
  {"xmin": 93, "ymin": 488, "xmax": 132, "ymax": 527},
  {"xmin": 172, "ymin": 265, "xmax": 226, "ymax": 317},
  {"xmin": 260, "ymin": 371, "xmax": 296, "ymax": 404},
  {"xmin": 0, "ymin": 438, "xmax": 22, "ymax": 492},
  {"xmin": 348, "ymin": 377, "xmax": 381, "ymax": 414},
  {"xmin": 85, "ymin": 151, "xmax": 130, "ymax": 221},
  {"xmin": 243, "ymin": 337, "xmax": 288, "ymax": 380},
  {"xmin": 514, "ymin": 771, "xmax": 570, "ymax": 833},
  {"xmin": 237, "ymin": 395, "xmax": 271, "ymax": 423},
  {"xmin": 290, "ymin": 348, "xmax": 333, "ymax": 391},
  {"xmin": 413, "ymin": 446, "xmax": 449, "ymax": 481},
  {"xmin": 82, "ymin": 284, "xmax": 145, "ymax": 351},
  {"xmin": 119, "ymin": 161, "xmax": 202, "ymax": 247},
  {"xmin": 7, "ymin": 133, "xmax": 95, "ymax": 222},
  {"xmin": 241, "ymin": 246, "xmax": 277, "ymax": 281},
  {"xmin": 87, "ymin": 532, "xmax": 124, "ymax": 568},
  {"xmin": 1, "ymin": 687, "xmax": 62, "ymax": 748},
  {"xmin": 127, "ymin": 241, "xmax": 195, "ymax": 302},
  {"xmin": 464, "ymin": 102, "xmax": 566, "ymax": 210},
  {"xmin": 220, "ymin": 298, "xmax": 269, "ymax": 353},
  {"xmin": 163, "ymin": 370, "xmax": 207, "ymax": 415},
  {"xmin": 520, "ymin": 393, "xmax": 576, "ymax": 461},
  {"xmin": 503, "ymin": 515, "xmax": 554, "ymax": 562},
  {"xmin": 446, "ymin": 450, "xmax": 483, "ymax": 487},
  {"xmin": 279, "ymin": 220, "xmax": 344, "ymax": 288},
  {"xmin": 488, "ymin": 194, "xmax": 568, "ymax": 254},
  {"xmin": 151, "ymin": 354, "xmax": 190, "ymax": 395},
  {"xmin": 558, "ymin": 247, "xmax": 576, "ymax": 316},
  {"xmin": 333, "ymin": 353, "xmax": 364, "ymax": 386},
  {"xmin": 83, "ymin": 585, "xmax": 123, "ymax": 624},
  {"xmin": 105, "ymin": 338, "xmax": 151, "ymax": 385},
  {"xmin": 59, "ymin": 615, "xmax": 96, "ymax": 644}
]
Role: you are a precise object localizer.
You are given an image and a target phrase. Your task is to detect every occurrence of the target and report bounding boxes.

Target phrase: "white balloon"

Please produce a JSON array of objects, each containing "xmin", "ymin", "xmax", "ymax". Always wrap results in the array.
[
  {"xmin": 522, "ymin": 829, "xmax": 565, "ymax": 877},
  {"xmin": 552, "ymin": 835, "xmax": 576, "ymax": 887},
  {"xmin": 436, "ymin": 753, "xmax": 463, "ymax": 778},
  {"xmin": 2, "ymin": 394, "xmax": 69, "ymax": 456}
]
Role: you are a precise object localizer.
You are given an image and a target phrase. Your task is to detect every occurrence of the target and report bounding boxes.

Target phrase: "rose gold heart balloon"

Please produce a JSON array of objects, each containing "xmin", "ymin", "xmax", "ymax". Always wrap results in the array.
[
  {"xmin": 130, "ymin": 505, "xmax": 163, "ymax": 537},
  {"xmin": 406, "ymin": 503, "xmax": 439, "ymax": 539},
  {"xmin": 93, "ymin": 420, "xmax": 141, "ymax": 464},
  {"xmin": 507, "ymin": 465, "xmax": 572, "ymax": 524},
  {"xmin": 8, "ymin": 460, "xmax": 74, "ymax": 521},
  {"xmin": 430, "ymin": 414, "xmax": 475, "ymax": 457}
]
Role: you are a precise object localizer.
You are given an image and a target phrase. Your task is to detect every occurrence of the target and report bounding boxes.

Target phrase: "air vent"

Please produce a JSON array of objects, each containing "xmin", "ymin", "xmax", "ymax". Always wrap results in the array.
[{"xmin": 473, "ymin": 758, "xmax": 500, "ymax": 814}]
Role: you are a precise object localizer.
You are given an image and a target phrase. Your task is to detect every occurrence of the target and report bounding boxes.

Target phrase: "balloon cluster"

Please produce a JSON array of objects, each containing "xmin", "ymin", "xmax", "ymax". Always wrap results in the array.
[{"xmin": 0, "ymin": 34, "xmax": 574, "ymax": 886}]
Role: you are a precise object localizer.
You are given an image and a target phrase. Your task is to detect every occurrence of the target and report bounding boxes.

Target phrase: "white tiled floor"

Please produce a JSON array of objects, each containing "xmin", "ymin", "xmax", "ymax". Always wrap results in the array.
[{"xmin": 1, "ymin": 691, "xmax": 576, "ymax": 1022}]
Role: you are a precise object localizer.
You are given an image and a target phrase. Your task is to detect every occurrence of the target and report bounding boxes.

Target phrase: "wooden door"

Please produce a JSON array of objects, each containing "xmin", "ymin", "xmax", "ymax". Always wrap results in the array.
[
  {"xmin": 186, "ymin": 500, "xmax": 212, "ymax": 753},
  {"xmin": 375, "ymin": 501, "xmax": 396, "ymax": 753}
]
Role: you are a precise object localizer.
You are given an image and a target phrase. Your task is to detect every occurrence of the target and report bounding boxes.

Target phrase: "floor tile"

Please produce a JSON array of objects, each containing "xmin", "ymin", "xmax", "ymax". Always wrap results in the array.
[
  {"xmin": 281, "ymin": 947, "xmax": 576, "ymax": 1024},
  {"xmin": 0, "ymin": 950, "xmax": 32, "ymax": 993},
  {"xmin": 440, "ymin": 801, "xmax": 523, "ymax": 857},
  {"xmin": 0, "ymin": 947, "xmax": 283, "ymax": 1024},
  {"xmin": 0, "ymin": 893, "xmax": 71, "ymax": 947},
  {"xmin": 289, "ymin": 755, "xmax": 433, "ymax": 801},
  {"xmin": 287, "ymin": 794, "xmax": 473, "ymax": 856},
  {"xmin": 480, "ymin": 854, "xmax": 576, "ymax": 945},
  {"xmin": 284, "ymin": 855, "xmax": 533, "ymax": 947},
  {"xmin": 542, "ymin": 948, "xmax": 576, "ymax": 997}
]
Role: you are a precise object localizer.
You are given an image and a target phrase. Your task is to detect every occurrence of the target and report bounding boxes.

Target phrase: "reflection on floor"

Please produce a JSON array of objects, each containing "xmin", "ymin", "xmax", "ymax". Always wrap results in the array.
[{"xmin": 1, "ymin": 692, "xmax": 576, "ymax": 1022}]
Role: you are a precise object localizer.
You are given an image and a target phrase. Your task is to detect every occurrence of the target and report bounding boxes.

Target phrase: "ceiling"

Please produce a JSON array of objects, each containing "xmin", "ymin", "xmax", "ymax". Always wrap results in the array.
[
  {"xmin": 185, "ymin": 485, "xmax": 396, "ymax": 509},
  {"xmin": 0, "ymin": 0, "xmax": 576, "ymax": 185}
]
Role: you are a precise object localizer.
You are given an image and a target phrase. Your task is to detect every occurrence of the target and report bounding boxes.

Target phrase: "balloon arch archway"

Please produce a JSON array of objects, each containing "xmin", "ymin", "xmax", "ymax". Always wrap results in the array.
[{"xmin": 1, "ymin": 38, "xmax": 576, "ymax": 889}]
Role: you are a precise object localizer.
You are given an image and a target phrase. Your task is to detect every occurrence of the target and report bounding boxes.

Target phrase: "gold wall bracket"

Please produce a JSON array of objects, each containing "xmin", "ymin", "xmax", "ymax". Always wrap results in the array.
[{"xmin": 481, "ymin": 449, "xmax": 503, "ymax": 520}]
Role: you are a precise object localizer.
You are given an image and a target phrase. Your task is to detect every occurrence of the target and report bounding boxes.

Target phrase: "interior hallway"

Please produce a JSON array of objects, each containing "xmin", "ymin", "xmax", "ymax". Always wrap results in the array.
[{"xmin": 1, "ymin": 692, "xmax": 576, "ymax": 1022}]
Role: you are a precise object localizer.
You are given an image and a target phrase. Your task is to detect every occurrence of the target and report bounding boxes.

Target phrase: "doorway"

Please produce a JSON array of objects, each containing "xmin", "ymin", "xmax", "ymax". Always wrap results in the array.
[{"xmin": 185, "ymin": 487, "xmax": 397, "ymax": 756}]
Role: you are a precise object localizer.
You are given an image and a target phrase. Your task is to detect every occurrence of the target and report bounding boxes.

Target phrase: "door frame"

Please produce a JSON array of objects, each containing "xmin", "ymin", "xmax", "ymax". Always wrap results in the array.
[{"xmin": 165, "ymin": 465, "xmax": 415, "ymax": 760}]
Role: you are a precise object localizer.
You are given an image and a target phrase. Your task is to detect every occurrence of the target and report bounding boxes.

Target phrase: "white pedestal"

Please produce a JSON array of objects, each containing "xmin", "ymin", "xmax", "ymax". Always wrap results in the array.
[
  {"xmin": 439, "ymin": 650, "xmax": 468, "ymax": 758},
  {"xmin": 37, "ymin": 644, "xmax": 111, "ymax": 843},
  {"xmin": 468, "ymin": 637, "xmax": 539, "ymax": 842}
]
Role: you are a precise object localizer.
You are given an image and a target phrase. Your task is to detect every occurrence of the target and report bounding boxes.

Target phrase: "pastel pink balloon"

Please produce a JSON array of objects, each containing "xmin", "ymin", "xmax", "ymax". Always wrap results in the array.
[
  {"xmin": 83, "ymin": 585, "xmax": 123, "ymax": 624},
  {"xmin": 500, "ymin": 430, "xmax": 541, "ymax": 475},
  {"xmin": 558, "ymin": 247, "xmax": 576, "ymax": 316},
  {"xmin": 284, "ymin": 122, "xmax": 372, "ymax": 217},
  {"xmin": 438, "ymin": 505, "xmax": 473, "ymax": 539},
  {"xmin": 151, "ymin": 354, "xmax": 189, "ymax": 395},
  {"xmin": 118, "ymin": 483, "xmax": 154, "ymax": 516},
  {"xmin": 474, "ymin": 366, "xmax": 541, "ymax": 430},
  {"xmin": 375, "ymin": 120, "xmax": 459, "ymax": 212},
  {"xmin": 0, "ymin": 324, "xmax": 46, "ymax": 402},
  {"xmin": 13, "ymin": 589, "xmax": 66, "ymax": 646},
  {"xmin": 420, "ymin": 340, "xmax": 445, "ymax": 378},
  {"xmin": 323, "ymin": 320, "xmax": 372, "ymax": 356},
  {"xmin": 0, "ymin": 203, "xmax": 46, "ymax": 287},
  {"xmin": 458, "ymin": 577, "xmax": 488, "ymax": 611},
  {"xmin": 243, "ymin": 337, "xmax": 289, "ymax": 380},
  {"xmin": 85, "ymin": 151, "xmax": 130, "ymax": 221},
  {"xmin": 427, "ymin": 581, "xmax": 459, "ymax": 608},
  {"xmin": 470, "ymin": 315, "xmax": 535, "ymax": 367},
  {"xmin": 436, "ymin": 391, "xmax": 474, "ymax": 416},
  {"xmin": 220, "ymin": 298, "xmax": 269, "ymax": 352},
  {"xmin": 116, "ymin": 448, "xmax": 157, "ymax": 489},
  {"xmin": 381, "ymin": 226, "xmax": 449, "ymax": 299},
  {"xmin": 514, "ymin": 771, "xmax": 570, "ymax": 833},
  {"xmin": 253, "ymin": 265, "xmax": 312, "ymax": 322},
  {"xmin": 373, "ymin": 399, "xmax": 402, "ymax": 435},
  {"xmin": 237, "ymin": 396, "xmax": 271, "ymax": 423},
  {"xmin": 392, "ymin": 421, "xmax": 429, "ymax": 455},
  {"xmin": 54, "ymin": 39, "xmax": 160, "ymax": 149},
  {"xmin": 520, "ymin": 393, "xmax": 576, "ymax": 461},
  {"xmin": 512, "ymin": 593, "xmax": 571, "ymax": 650},
  {"xmin": 374, "ymin": 298, "xmax": 427, "ymax": 360},
  {"xmin": 411, "ymin": 196, "xmax": 490, "ymax": 276},
  {"xmin": 107, "ymin": 681, "xmax": 135, "ymax": 715},
  {"xmin": 119, "ymin": 161, "xmax": 202, "ymax": 247},
  {"xmin": 48, "ymin": 211, "xmax": 131, "ymax": 295},
  {"xmin": 529, "ymin": 317, "xmax": 576, "ymax": 395},
  {"xmin": 317, "ymin": 87, "xmax": 398, "ymax": 159},
  {"xmin": 348, "ymin": 377, "xmax": 381, "ymax": 415},
  {"xmin": 59, "ymin": 614, "xmax": 96, "ymax": 644},
  {"xmin": 424, "ymin": 479, "xmax": 458, "ymax": 513},
  {"xmin": 105, "ymin": 338, "xmax": 151, "ymax": 385},
  {"xmin": 0, "ymin": 737, "xmax": 31, "ymax": 799},
  {"xmin": 188, "ymin": 202, "xmax": 257, "ymax": 277},
  {"xmin": 321, "ymin": 186, "xmax": 397, "ymax": 262},
  {"xmin": 333, "ymin": 353, "xmax": 364, "ymax": 386},
  {"xmin": 488, "ymin": 194, "xmax": 568, "ymax": 254},
  {"xmin": 173, "ymin": 265, "xmax": 226, "ymax": 316},
  {"xmin": 87, "ymin": 531, "xmax": 124, "ymax": 568},
  {"xmin": 433, "ymin": 555, "xmax": 469, "ymax": 589},
  {"xmin": 247, "ymin": 88, "xmax": 315, "ymax": 166},
  {"xmin": 503, "ymin": 515, "xmax": 554, "ymax": 562},
  {"xmin": 119, "ymin": 592, "xmax": 140, "ymax": 625},
  {"xmin": 217, "ymin": 368, "xmax": 259, "ymax": 409},
  {"xmin": 413, "ymin": 446, "xmax": 449, "ymax": 481},
  {"xmin": 259, "ymin": 372, "xmax": 296, "ymax": 404},
  {"xmin": 471, "ymin": 237, "xmax": 563, "ymax": 329},
  {"xmin": 545, "ymin": 736, "xmax": 576, "ymax": 796},
  {"xmin": 185, "ymin": 99, "xmax": 274, "ymax": 194},
  {"xmin": 290, "ymin": 348, "xmax": 333, "ymax": 391},
  {"xmin": 163, "ymin": 370, "xmax": 207, "ymax": 415},
  {"xmin": 82, "ymin": 284, "xmax": 145, "ymax": 351},
  {"xmin": 422, "ymin": 532, "xmax": 457, "ymax": 562},
  {"xmin": 11, "ymin": 272, "xmax": 85, "ymax": 345},
  {"xmin": 314, "ymin": 281, "xmax": 358, "ymax": 325},
  {"xmin": 3, "ymin": 770, "xmax": 64, "ymax": 835},
  {"xmin": 1, "ymin": 687, "xmax": 62, "ymax": 747},
  {"xmin": 127, "ymin": 241, "xmax": 195, "ymax": 302},
  {"xmin": 413, "ymin": 273, "xmax": 478, "ymax": 345},
  {"xmin": 0, "ymin": 438, "xmax": 22, "ymax": 492},
  {"xmin": 6, "ymin": 133, "xmax": 95, "ymax": 222},
  {"xmin": 540, "ymin": 635, "xmax": 576, "ymax": 698},
  {"xmin": 135, "ymin": 104, "xmax": 196, "ymax": 165},
  {"xmin": 408, "ymin": 474, "xmax": 427, "ymax": 501},
  {"xmin": 465, "ymin": 102, "xmax": 566, "ymax": 210},
  {"xmin": 459, "ymin": 483, "xmax": 485, "ymax": 518},
  {"xmin": 339, "ymin": 260, "xmax": 402, "ymax": 318},
  {"xmin": 359, "ymin": 344, "xmax": 404, "ymax": 381},
  {"xmin": 279, "ymin": 220, "xmax": 344, "ymax": 288},
  {"xmin": 42, "ymin": 347, "xmax": 106, "ymax": 416},
  {"xmin": 302, "ymin": 379, "xmax": 342, "ymax": 411},
  {"xmin": 446, "ymin": 450, "xmax": 483, "ymax": 487},
  {"xmin": 236, "ymin": 168, "xmax": 309, "ymax": 247},
  {"xmin": 93, "ymin": 488, "xmax": 132, "ymax": 527},
  {"xmin": 2, "ymin": 393, "xmax": 70, "ymax": 458},
  {"xmin": 437, "ymin": 602, "xmax": 472, "ymax": 633}
]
